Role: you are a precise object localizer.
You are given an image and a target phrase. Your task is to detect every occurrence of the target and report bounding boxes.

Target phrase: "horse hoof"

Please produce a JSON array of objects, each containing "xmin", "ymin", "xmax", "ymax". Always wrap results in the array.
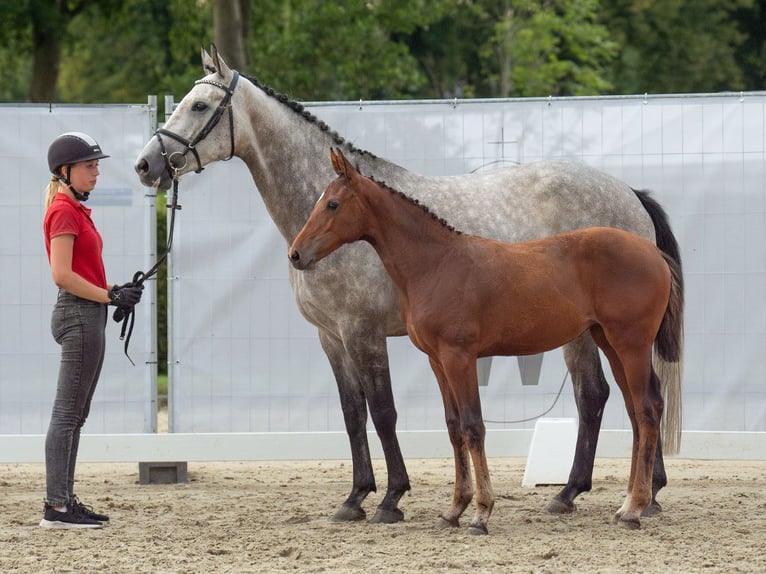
[
  {"xmin": 436, "ymin": 515, "xmax": 459, "ymax": 530},
  {"xmin": 641, "ymin": 501, "xmax": 662, "ymax": 517},
  {"xmin": 546, "ymin": 497, "xmax": 576, "ymax": 515},
  {"xmin": 332, "ymin": 504, "xmax": 366, "ymax": 522},
  {"xmin": 467, "ymin": 523, "xmax": 488, "ymax": 536},
  {"xmin": 370, "ymin": 507, "xmax": 404, "ymax": 524}
]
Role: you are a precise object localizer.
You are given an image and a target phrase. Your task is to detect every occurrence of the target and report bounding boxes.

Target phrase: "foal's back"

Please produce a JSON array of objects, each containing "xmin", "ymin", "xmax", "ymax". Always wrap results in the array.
[{"xmin": 405, "ymin": 227, "xmax": 670, "ymax": 358}]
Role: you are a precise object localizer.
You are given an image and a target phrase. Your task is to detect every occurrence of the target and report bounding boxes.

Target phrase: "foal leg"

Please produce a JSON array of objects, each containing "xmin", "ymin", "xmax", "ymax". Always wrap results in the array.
[
  {"xmin": 597, "ymin": 339, "xmax": 661, "ymax": 529},
  {"xmin": 429, "ymin": 358, "xmax": 474, "ymax": 531},
  {"xmin": 549, "ymin": 334, "xmax": 668, "ymax": 515},
  {"xmin": 613, "ymin": 359, "xmax": 662, "ymax": 529},
  {"xmin": 439, "ymin": 354, "xmax": 494, "ymax": 535}
]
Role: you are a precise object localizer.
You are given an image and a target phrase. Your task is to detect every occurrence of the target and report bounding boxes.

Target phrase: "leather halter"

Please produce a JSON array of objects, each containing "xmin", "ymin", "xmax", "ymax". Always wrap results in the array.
[{"xmin": 154, "ymin": 70, "xmax": 240, "ymax": 177}]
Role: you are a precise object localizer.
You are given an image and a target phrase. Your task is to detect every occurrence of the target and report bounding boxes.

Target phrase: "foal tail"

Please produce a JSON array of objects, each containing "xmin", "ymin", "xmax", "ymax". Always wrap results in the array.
[{"xmin": 634, "ymin": 189, "xmax": 684, "ymax": 455}]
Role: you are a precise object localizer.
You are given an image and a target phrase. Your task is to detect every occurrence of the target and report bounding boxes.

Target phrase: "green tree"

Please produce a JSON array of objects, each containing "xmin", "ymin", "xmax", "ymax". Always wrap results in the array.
[
  {"xmin": 602, "ymin": 0, "xmax": 753, "ymax": 94},
  {"xmin": 479, "ymin": 0, "xmax": 617, "ymax": 96},
  {"xmin": 60, "ymin": 0, "xmax": 211, "ymax": 106},
  {"xmin": 247, "ymin": 0, "xmax": 445, "ymax": 99},
  {"xmin": 733, "ymin": 0, "xmax": 766, "ymax": 89}
]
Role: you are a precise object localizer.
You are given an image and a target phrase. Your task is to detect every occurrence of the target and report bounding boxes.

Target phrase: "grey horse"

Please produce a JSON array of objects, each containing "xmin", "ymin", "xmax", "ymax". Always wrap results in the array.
[{"xmin": 135, "ymin": 45, "xmax": 682, "ymax": 525}]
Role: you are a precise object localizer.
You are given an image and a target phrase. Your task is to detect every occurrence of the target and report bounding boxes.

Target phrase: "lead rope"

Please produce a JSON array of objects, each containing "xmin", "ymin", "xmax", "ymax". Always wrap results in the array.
[{"xmin": 117, "ymin": 175, "xmax": 182, "ymax": 365}]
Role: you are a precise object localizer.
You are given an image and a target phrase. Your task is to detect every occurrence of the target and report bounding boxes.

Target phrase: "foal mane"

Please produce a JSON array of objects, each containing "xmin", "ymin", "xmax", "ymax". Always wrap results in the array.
[
  {"xmin": 365, "ymin": 175, "xmax": 462, "ymax": 235},
  {"xmin": 240, "ymin": 72, "xmax": 377, "ymax": 160}
]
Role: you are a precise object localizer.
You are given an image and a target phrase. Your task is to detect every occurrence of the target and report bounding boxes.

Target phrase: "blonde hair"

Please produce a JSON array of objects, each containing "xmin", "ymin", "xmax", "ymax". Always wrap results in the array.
[{"xmin": 44, "ymin": 177, "xmax": 63, "ymax": 211}]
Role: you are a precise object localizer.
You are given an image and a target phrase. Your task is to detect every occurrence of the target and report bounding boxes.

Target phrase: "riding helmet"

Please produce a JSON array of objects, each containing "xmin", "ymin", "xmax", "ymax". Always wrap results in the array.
[{"xmin": 47, "ymin": 132, "xmax": 110, "ymax": 175}]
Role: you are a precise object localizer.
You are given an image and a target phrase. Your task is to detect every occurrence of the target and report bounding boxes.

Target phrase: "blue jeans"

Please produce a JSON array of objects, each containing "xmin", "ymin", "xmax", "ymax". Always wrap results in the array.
[{"xmin": 45, "ymin": 290, "xmax": 107, "ymax": 506}]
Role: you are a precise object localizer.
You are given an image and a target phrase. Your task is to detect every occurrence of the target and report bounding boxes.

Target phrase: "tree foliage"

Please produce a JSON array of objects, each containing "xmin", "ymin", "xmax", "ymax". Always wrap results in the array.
[
  {"xmin": 602, "ymin": 0, "xmax": 755, "ymax": 94},
  {"xmin": 1, "ymin": 0, "xmax": 764, "ymax": 104}
]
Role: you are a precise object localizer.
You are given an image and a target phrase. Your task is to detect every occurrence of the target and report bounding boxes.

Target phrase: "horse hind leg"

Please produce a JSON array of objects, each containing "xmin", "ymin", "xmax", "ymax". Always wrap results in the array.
[
  {"xmin": 617, "ymin": 361, "xmax": 663, "ymax": 529},
  {"xmin": 591, "ymin": 327, "xmax": 660, "ymax": 529},
  {"xmin": 547, "ymin": 334, "xmax": 610, "ymax": 514},
  {"xmin": 549, "ymin": 333, "xmax": 668, "ymax": 517}
]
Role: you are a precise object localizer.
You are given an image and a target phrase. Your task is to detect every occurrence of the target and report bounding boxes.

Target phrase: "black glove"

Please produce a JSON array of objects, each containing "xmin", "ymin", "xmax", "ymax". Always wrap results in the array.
[{"xmin": 108, "ymin": 282, "xmax": 144, "ymax": 307}]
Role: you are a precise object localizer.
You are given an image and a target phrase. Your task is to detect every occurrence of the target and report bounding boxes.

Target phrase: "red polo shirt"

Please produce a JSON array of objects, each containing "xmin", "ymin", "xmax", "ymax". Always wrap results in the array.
[{"xmin": 43, "ymin": 193, "xmax": 107, "ymax": 289}]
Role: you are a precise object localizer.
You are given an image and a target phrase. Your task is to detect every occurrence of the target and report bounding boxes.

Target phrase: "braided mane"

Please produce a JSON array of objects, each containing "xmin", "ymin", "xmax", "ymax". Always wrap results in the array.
[
  {"xmin": 235, "ymin": 73, "xmax": 457, "ymax": 235},
  {"xmin": 366, "ymin": 175, "xmax": 462, "ymax": 235},
  {"xmin": 241, "ymin": 72, "xmax": 377, "ymax": 160}
]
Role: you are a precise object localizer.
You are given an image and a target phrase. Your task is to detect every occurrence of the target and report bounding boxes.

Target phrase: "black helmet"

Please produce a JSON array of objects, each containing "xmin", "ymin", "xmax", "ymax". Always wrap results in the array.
[{"xmin": 47, "ymin": 132, "xmax": 110, "ymax": 175}]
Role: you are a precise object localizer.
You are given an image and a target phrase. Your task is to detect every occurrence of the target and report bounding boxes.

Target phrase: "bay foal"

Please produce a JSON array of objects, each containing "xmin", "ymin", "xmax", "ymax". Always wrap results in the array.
[{"xmin": 289, "ymin": 149, "xmax": 683, "ymax": 534}]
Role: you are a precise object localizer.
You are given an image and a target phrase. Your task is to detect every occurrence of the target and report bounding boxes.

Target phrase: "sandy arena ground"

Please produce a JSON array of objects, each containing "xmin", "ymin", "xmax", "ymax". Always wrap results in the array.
[{"xmin": 0, "ymin": 452, "xmax": 764, "ymax": 573}]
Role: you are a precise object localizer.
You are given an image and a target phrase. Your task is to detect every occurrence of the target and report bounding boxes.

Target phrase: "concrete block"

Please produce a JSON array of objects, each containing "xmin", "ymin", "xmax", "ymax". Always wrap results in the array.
[{"xmin": 139, "ymin": 461, "xmax": 188, "ymax": 485}]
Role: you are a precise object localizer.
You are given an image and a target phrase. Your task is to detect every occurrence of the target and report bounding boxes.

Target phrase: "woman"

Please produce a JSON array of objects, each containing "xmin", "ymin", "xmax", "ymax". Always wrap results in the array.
[{"xmin": 40, "ymin": 132, "xmax": 143, "ymax": 529}]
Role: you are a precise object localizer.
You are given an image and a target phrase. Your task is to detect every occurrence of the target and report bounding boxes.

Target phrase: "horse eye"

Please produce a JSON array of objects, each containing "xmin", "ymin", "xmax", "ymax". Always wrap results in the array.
[
  {"xmin": 327, "ymin": 201, "xmax": 339, "ymax": 211},
  {"xmin": 191, "ymin": 102, "xmax": 208, "ymax": 112}
]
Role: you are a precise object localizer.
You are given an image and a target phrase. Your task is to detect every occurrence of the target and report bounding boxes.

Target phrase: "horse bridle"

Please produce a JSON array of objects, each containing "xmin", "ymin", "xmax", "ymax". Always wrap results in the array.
[
  {"xmin": 117, "ymin": 70, "xmax": 240, "ymax": 364},
  {"xmin": 154, "ymin": 70, "xmax": 240, "ymax": 176}
]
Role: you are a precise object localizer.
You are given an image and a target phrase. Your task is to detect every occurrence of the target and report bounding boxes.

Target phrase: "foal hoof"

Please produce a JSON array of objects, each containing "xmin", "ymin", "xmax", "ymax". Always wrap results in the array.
[
  {"xmin": 546, "ymin": 497, "xmax": 576, "ymax": 515},
  {"xmin": 436, "ymin": 515, "xmax": 459, "ymax": 530},
  {"xmin": 332, "ymin": 504, "xmax": 366, "ymax": 522},
  {"xmin": 370, "ymin": 507, "xmax": 404, "ymax": 524},
  {"xmin": 612, "ymin": 512, "xmax": 641, "ymax": 530},
  {"xmin": 641, "ymin": 501, "xmax": 662, "ymax": 517}
]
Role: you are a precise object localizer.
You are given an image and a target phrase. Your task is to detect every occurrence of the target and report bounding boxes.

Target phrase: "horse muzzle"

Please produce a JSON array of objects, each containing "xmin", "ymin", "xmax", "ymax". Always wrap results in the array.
[
  {"xmin": 288, "ymin": 248, "xmax": 315, "ymax": 270},
  {"xmin": 134, "ymin": 154, "xmax": 172, "ymax": 190}
]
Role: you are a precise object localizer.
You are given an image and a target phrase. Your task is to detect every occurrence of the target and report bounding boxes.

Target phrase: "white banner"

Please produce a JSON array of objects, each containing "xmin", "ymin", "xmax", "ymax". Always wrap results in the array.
[
  {"xmin": 168, "ymin": 92, "xmax": 766, "ymax": 435},
  {"xmin": 0, "ymin": 104, "xmax": 157, "ymax": 433}
]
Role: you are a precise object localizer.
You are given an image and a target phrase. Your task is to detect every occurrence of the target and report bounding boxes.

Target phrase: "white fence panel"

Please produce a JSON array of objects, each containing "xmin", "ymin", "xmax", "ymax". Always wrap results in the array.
[
  {"xmin": 169, "ymin": 92, "xmax": 766, "ymax": 436},
  {"xmin": 0, "ymin": 104, "xmax": 157, "ymax": 434}
]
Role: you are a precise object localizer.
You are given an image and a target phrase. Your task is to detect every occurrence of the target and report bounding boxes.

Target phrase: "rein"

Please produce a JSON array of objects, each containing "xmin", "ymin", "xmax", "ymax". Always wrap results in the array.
[
  {"xmin": 116, "ymin": 177, "xmax": 181, "ymax": 365},
  {"xmin": 119, "ymin": 70, "xmax": 240, "ymax": 364}
]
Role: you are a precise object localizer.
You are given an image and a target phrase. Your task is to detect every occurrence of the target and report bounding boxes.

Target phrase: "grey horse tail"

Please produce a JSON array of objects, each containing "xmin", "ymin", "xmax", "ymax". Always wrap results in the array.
[
  {"xmin": 633, "ymin": 189, "xmax": 683, "ymax": 292},
  {"xmin": 634, "ymin": 188, "xmax": 684, "ymax": 454}
]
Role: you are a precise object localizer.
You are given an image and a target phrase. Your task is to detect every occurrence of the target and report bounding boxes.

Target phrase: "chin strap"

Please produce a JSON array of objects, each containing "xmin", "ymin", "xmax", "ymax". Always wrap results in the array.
[{"xmin": 54, "ymin": 167, "xmax": 90, "ymax": 202}]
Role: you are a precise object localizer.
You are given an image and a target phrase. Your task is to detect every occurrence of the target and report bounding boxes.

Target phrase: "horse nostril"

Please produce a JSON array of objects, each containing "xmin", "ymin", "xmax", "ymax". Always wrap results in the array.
[
  {"xmin": 135, "ymin": 158, "xmax": 148, "ymax": 175},
  {"xmin": 289, "ymin": 250, "xmax": 300, "ymax": 262}
]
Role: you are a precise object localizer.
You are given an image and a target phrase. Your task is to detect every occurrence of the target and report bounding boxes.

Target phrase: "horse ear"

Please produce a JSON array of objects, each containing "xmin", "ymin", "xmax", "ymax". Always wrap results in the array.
[
  {"xmin": 336, "ymin": 148, "xmax": 356, "ymax": 180},
  {"xmin": 201, "ymin": 46, "xmax": 216, "ymax": 74},
  {"xmin": 330, "ymin": 148, "xmax": 343, "ymax": 176},
  {"xmin": 209, "ymin": 43, "xmax": 233, "ymax": 78}
]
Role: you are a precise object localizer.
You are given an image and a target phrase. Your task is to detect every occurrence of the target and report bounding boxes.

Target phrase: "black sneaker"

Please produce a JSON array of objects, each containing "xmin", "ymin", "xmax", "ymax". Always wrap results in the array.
[
  {"xmin": 39, "ymin": 503, "xmax": 103, "ymax": 529},
  {"xmin": 71, "ymin": 495, "xmax": 110, "ymax": 522}
]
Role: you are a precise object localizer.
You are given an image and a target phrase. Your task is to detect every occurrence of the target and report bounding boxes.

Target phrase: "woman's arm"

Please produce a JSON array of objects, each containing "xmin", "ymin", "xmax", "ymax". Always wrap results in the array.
[{"xmin": 49, "ymin": 235, "xmax": 111, "ymax": 303}]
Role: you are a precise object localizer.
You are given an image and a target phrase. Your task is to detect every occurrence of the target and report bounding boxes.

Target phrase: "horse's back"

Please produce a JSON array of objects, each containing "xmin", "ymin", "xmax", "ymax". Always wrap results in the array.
[{"xmin": 392, "ymin": 161, "xmax": 656, "ymax": 245}]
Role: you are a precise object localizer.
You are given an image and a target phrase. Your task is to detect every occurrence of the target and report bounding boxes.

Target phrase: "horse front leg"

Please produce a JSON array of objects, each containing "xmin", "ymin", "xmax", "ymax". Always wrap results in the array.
[
  {"xmin": 318, "ymin": 330, "xmax": 376, "ymax": 522},
  {"xmin": 434, "ymin": 355, "xmax": 494, "ymax": 535},
  {"xmin": 429, "ymin": 358, "xmax": 474, "ymax": 531},
  {"xmin": 344, "ymin": 333, "xmax": 410, "ymax": 524}
]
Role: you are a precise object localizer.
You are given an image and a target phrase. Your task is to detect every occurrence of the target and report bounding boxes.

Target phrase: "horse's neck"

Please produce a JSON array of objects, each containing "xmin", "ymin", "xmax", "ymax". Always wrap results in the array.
[
  {"xmin": 235, "ymin": 84, "xmax": 407, "ymax": 241},
  {"xmin": 361, "ymin": 185, "xmax": 460, "ymax": 291}
]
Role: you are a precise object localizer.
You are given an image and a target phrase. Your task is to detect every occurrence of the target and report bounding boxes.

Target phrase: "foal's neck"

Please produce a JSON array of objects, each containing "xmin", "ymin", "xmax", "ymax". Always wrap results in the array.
[{"xmin": 360, "ymin": 183, "xmax": 461, "ymax": 288}]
